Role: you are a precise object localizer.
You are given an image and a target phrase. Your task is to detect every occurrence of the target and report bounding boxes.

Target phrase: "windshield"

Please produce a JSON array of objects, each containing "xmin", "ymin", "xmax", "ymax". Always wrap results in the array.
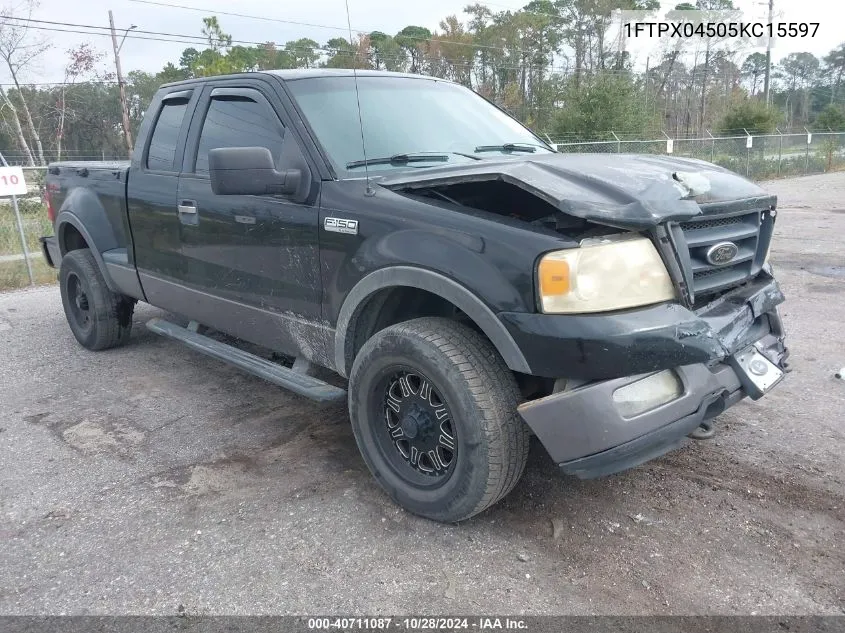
[{"xmin": 285, "ymin": 76, "xmax": 553, "ymax": 175}]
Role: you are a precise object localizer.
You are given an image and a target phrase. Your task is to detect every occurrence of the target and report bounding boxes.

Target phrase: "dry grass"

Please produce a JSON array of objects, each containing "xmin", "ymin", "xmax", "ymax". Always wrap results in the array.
[
  {"xmin": 0, "ymin": 257, "xmax": 56, "ymax": 291},
  {"xmin": 0, "ymin": 200, "xmax": 55, "ymax": 291}
]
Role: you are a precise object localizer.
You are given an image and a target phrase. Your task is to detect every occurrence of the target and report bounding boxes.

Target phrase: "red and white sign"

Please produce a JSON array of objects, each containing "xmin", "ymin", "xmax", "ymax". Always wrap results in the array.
[{"xmin": 0, "ymin": 166, "xmax": 27, "ymax": 197}]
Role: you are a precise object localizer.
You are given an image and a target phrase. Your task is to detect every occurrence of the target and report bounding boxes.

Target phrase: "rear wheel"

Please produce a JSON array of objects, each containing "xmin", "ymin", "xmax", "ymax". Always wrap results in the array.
[
  {"xmin": 59, "ymin": 248, "xmax": 134, "ymax": 350},
  {"xmin": 348, "ymin": 317, "xmax": 530, "ymax": 522}
]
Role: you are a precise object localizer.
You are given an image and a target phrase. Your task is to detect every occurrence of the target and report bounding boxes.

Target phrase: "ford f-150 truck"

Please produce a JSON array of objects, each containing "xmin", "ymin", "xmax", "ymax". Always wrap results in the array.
[{"xmin": 40, "ymin": 69, "xmax": 789, "ymax": 522}]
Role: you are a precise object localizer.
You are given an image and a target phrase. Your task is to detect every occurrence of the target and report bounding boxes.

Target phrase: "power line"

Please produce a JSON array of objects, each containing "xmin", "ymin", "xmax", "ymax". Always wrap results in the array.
[
  {"xmin": 130, "ymin": 0, "xmax": 350, "ymax": 33},
  {"xmin": 0, "ymin": 16, "xmax": 590, "ymax": 74},
  {"xmin": 5, "ymin": 16, "xmax": 217, "ymax": 43},
  {"xmin": 0, "ymin": 16, "xmax": 482, "ymax": 69},
  {"xmin": 0, "ymin": 29, "xmax": 527, "ymax": 75},
  {"xmin": 1, "ymin": 22, "xmax": 231, "ymax": 48},
  {"xmin": 0, "ymin": 18, "xmax": 420, "ymax": 70},
  {"xmin": 127, "ymin": 0, "xmax": 563, "ymax": 58},
  {"xmin": 2, "ymin": 17, "xmax": 284, "ymax": 48},
  {"xmin": 0, "ymin": 81, "xmax": 117, "ymax": 86}
]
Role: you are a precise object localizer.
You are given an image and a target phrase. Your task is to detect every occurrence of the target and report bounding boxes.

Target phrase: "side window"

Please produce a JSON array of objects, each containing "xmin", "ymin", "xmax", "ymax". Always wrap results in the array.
[
  {"xmin": 194, "ymin": 96, "xmax": 285, "ymax": 175},
  {"xmin": 146, "ymin": 98, "xmax": 189, "ymax": 171}
]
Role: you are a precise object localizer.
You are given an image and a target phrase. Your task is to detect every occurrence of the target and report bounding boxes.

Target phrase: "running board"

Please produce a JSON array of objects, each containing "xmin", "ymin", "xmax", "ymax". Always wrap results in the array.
[{"xmin": 146, "ymin": 318, "xmax": 346, "ymax": 404}]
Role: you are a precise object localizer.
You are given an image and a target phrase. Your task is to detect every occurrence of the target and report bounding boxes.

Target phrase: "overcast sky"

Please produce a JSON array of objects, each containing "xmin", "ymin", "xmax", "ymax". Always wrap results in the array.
[{"xmin": 6, "ymin": 0, "xmax": 839, "ymax": 84}]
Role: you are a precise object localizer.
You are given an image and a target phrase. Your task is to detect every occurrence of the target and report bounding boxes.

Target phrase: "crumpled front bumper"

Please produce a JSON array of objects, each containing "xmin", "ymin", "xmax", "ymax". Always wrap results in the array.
[
  {"xmin": 516, "ymin": 274, "xmax": 788, "ymax": 479},
  {"xmin": 499, "ymin": 269, "xmax": 786, "ymax": 380}
]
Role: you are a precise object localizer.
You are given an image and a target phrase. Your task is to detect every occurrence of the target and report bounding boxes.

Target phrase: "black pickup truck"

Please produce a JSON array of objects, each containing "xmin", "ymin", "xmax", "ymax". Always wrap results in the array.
[{"xmin": 41, "ymin": 69, "xmax": 789, "ymax": 522}]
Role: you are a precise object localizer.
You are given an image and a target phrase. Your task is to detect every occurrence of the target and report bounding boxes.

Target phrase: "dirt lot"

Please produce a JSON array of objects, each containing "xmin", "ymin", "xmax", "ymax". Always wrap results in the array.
[{"xmin": 1, "ymin": 172, "xmax": 844, "ymax": 616}]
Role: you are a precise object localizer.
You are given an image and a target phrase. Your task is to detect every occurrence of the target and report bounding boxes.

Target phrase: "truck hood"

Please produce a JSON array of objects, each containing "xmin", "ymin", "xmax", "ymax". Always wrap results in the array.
[{"xmin": 378, "ymin": 153, "xmax": 776, "ymax": 229}]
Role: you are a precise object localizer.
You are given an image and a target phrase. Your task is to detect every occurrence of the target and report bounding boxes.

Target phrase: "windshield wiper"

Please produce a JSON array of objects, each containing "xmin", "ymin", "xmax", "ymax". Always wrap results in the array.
[
  {"xmin": 474, "ymin": 142, "xmax": 545, "ymax": 154},
  {"xmin": 346, "ymin": 151, "xmax": 482, "ymax": 169},
  {"xmin": 347, "ymin": 153, "xmax": 449, "ymax": 169}
]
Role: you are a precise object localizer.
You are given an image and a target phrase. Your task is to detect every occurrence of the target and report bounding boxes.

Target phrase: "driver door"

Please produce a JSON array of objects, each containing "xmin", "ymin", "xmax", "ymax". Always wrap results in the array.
[{"xmin": 176, "ymin": 82, "xmax": 322, "ymax": 350}]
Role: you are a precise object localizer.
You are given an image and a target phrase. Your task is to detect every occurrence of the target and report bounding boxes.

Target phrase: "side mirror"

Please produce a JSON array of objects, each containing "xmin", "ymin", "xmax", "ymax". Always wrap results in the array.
[{"xmin": 208, "ymin": 147, "xmax": 301, "ymax": 197}]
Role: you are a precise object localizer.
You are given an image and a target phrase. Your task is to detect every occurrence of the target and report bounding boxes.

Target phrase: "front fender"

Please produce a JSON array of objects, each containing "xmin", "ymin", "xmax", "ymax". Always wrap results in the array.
[
  {"xmin": 334, "ymin": 265, "xmax": 531, "ymax": 378},
  {"xmin": 343, "ymin": 228, "xmax": 531, "ymax": 313}
]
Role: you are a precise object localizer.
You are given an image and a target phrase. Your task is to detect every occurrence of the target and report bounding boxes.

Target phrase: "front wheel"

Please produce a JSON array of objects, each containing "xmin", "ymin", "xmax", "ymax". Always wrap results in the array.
[{"xmin": 348, "ymin": 317, "xmax": 530, "ymax": 522}]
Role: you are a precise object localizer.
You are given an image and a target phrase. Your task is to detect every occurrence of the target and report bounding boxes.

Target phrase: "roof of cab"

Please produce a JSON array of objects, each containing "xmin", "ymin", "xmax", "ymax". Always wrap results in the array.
[
  {"xmin": 160, "ymin": 69, "xmax": 443, "ymax": 89},
  {"xmin": 267, "ymin": 69, "xmax": 441, "ymax": 81}
]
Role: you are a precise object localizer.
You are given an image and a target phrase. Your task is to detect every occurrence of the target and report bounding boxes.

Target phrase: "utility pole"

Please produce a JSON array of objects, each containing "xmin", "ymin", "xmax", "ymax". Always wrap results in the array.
[
  {"xmin": 763, "ymin": 0, "xmax": 774, "ymax": 106},
  {"xmin": 109, "ymin": 10, "xmax": 134, "ymax": 157}
]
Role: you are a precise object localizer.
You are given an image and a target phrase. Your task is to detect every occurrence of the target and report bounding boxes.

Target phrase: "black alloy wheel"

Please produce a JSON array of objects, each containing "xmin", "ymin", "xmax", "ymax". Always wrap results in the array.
[{"xmin": 373, "ymin": 368, "xmax": 457, "ymax": 485}]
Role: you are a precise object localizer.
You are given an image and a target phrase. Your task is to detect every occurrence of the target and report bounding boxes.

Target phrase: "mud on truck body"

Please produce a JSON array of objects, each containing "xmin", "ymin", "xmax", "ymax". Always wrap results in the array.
[{"xmin": 41, "ymin": 70, "xmax": 789, "ymax": 522}]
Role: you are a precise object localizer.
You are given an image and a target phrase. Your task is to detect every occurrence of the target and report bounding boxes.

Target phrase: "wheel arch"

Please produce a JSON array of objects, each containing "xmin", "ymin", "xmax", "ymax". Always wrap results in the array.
[
  {"xmin": 55, "ymin": 187, "xmax": 122, "ymax": 293},
  {"xmin": 334, "ymin": 266, "xmax": 532, "ymax": 378},
  {"xmin": 56, "ymin": 211, "xmax": 122, "ymax": 293}
]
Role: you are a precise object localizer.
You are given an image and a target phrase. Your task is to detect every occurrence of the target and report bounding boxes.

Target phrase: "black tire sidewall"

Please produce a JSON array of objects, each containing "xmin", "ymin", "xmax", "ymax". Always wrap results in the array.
[
  {"xmin": 59, "ymin": 250, "xmax": 110, "ymax": 349},
  {"xmin": 349, "ymin": 328, "xmax": 494, "ymax": 521}
]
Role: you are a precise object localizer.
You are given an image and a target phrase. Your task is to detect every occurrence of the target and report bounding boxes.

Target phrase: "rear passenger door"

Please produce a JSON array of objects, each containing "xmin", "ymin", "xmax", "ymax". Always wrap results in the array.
[
  {"xmin": 177, "ymin": 83, "xmax": 322, "ymax": 319},
  {"xmin": 128, "ymin": 88, "xmax": 200, "ymax": 308}
]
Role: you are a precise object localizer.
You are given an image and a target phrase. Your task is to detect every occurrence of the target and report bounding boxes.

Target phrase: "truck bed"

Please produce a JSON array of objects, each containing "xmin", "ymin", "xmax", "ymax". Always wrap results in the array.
[{"xmin": 46, "ymin": 160, "xmax": 132, "ymax": 258}]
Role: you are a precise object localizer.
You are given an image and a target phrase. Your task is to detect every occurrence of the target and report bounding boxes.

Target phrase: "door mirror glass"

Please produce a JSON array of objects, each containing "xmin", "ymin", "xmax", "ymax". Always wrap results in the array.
[{"xmin": 208, "ymin": 147, "xmax": 302, "ymax": 197}]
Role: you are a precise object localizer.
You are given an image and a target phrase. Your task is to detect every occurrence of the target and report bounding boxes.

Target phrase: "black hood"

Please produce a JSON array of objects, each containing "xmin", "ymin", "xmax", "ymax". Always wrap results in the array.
[{"xmin": 378, "ymin": 153, "xmax": 776, "ymax": 230}]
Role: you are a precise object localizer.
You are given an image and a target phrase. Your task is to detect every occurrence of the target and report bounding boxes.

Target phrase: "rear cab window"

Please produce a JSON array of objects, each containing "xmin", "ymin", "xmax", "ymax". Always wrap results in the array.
[{"xmin": 146, "ymin": 96, "xmax": 191, "ymax": 171}]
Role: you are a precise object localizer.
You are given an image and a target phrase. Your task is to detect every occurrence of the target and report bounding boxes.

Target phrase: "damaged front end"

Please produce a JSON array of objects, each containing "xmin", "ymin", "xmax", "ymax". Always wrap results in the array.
[
  {"xmin": 379, "ymin": 152, "xmax": 787, "ymax": 376},
  {"xmin": 380, "ymin": 153, "xmax": 789, "ymax": 478}
]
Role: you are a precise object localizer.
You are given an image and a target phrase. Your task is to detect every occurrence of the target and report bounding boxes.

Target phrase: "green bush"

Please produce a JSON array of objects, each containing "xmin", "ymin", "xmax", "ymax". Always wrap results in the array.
[
  {"xmin": 814, "ymin": 105, "xmax": 845, "ymax": 131},
  {"xmin": 552, "ymin": 74, "xmax": 657, "ymax": 142},
  {"xmin": 718, "ymin": 99, "xmax": 780, "ymax": 135}
]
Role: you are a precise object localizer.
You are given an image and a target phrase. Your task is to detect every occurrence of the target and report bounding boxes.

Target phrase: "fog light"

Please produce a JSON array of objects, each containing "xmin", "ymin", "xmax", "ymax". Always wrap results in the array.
[{"xmin": 612, "ymin": 370, "xmax": 684, "ymax": 419}]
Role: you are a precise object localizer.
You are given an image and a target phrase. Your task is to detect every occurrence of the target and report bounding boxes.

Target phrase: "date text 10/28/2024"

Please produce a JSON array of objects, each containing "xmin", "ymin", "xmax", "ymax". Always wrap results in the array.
[{"xmin": 307, "ymin": 618, "xmax": 529, "ymax": 631}]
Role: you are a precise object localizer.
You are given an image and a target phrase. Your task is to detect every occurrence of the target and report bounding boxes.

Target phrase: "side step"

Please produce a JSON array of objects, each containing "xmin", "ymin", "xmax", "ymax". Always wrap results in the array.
[{"xmin": 146, "ymin": 318, "xmax": 347, "ymax": 404}]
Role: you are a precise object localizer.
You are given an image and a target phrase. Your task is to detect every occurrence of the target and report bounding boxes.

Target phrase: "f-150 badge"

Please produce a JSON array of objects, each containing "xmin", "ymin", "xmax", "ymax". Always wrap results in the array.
[{"xmin": 324, "ymin": 217, "xmax": 359, "ymax": 235}]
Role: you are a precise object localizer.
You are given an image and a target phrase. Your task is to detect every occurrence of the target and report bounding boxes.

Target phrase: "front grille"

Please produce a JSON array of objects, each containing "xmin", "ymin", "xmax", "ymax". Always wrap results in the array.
[
  {"xmin": 692, "ymin": 267, "xmax": 722, "ymax": 280},
  {"xmin": 680, "ymin": 215, "xmax": 743, "ymax": 231},
  {"xmin": 675, "ymin": 206, "xmax": 773, "ymax": 299}
]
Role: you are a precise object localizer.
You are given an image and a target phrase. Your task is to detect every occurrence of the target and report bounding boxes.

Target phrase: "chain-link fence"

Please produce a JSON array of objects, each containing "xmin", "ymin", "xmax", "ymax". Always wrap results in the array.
[
  {"xmin": 552, "ymin": 131, "xmax": 845, "ymax": 180},
  {"xmin": 1, "ymin": 152, "xmax": 127, "ymax": 166},
  {"xmin": 0, "ymin": 167, "xmax": 54, "ymax": 291}
]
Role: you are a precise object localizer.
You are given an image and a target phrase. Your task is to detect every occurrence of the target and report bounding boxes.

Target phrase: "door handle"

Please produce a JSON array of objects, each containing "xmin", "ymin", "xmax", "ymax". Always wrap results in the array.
[{"xmin": 178, "ymin": 200, "xmax": 197, "ymax": 214}]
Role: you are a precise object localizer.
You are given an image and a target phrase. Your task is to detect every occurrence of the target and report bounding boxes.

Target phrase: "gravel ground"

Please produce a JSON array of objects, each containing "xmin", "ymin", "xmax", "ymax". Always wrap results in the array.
[{"xmin": 1, "ymin": 172, "xmax": 843, "ymax": 616}]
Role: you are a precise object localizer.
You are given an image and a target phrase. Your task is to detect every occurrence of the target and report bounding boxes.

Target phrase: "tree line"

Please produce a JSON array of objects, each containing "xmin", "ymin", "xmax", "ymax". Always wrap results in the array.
[{"xmin": 2, "ymin": 0, "xmax": 845, "ymax": 164}]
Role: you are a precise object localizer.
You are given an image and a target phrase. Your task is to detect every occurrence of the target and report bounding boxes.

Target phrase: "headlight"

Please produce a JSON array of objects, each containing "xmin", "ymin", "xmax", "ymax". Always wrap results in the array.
[{"xmin": 537, "ymin": 234, "xmax": 676, "ymax": 314}]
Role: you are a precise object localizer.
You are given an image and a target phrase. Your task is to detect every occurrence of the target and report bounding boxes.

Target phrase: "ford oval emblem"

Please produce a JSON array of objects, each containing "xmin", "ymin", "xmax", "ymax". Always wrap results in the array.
[{"xmin": 705, "ymin": 241, "xmax": 739, "ymax": 266}]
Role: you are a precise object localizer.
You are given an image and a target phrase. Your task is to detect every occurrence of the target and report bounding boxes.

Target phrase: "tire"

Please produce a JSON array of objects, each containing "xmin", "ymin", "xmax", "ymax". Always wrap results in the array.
[
  {"xmin": 348, "ymin": 317, "xmax": 530, "ymax": 522},
  {"xmin": 59, "ymin": 248, "xmax": 134, "ymax": 351}
]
